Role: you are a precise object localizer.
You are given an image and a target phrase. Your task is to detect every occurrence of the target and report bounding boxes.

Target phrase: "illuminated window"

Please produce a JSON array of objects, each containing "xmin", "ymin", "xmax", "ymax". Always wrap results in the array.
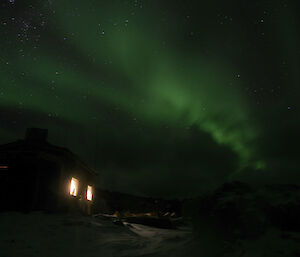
[
  {"xmin": 87, "ymin": 185, "xmax": 93, "ymax": 201},
  {"xmin": 70, "ymin": 177, "xmax": 79, "ymax": 196},
  {"xmin": 0, "ymin": 165, "xmax": 8, "ymax": 169}
]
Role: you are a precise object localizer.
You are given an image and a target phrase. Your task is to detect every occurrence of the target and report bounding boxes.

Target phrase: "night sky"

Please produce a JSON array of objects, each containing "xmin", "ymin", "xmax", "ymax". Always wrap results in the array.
[{"xmin": 1, "ymin": 0, "xmax": 299, "ymax": 198}]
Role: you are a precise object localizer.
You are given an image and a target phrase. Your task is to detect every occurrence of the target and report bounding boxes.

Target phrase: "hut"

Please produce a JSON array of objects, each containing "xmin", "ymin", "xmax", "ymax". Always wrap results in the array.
[{"xmin": 0, "ymin": 128, "xmax": 97, "ymax": 214}]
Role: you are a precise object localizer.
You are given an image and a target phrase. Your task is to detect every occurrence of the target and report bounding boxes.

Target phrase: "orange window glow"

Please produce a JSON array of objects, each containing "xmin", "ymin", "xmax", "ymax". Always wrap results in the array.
[
  {"xmin": 87, "ymin": 185, "xmax": 93, "ymax": 201},
  {"xmin": 70, "ymin": 177, "xmax": 79, "ymax": 196}
]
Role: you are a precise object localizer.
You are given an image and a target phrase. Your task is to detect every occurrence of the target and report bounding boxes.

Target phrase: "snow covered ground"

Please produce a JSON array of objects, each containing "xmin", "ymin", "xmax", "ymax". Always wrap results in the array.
[
  {"xmin": 0, "ymin": 212, "xmax": 299, "ymax": 257},
  {"xmin": 0, "ymin": 212, "xmax": 193, "ymax": 257}
]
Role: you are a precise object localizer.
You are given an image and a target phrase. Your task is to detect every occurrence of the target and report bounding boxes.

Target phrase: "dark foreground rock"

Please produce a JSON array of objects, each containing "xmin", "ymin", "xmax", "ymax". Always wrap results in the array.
[
  {"xmin": 210, "ymin": 181, "xmax": 267, "ymax": 239},
  {"xmin": 262, "ymin": 184, "xmax": 300, "ymax": 232},
  {"xmin": 192, "ymin": 181, "xmax": 300, "ymax": 240}
]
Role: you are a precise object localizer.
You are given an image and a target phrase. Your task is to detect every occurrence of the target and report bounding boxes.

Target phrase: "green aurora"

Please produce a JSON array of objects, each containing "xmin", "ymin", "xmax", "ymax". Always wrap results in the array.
[{"xmin": 1, "ymin": 0, "xmax": 299, "ymax": 197}]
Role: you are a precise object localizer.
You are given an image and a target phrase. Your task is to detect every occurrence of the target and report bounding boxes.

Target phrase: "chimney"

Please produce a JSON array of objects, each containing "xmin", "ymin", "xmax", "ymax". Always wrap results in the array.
[{"xmin": 25, "ymin": 128, "xmax": 48, "ymax": 142}]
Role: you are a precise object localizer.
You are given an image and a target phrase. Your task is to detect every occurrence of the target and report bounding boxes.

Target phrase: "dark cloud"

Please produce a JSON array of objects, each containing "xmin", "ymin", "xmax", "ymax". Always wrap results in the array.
[{"xmin": 96, "ymin": 124, "xmax": 238, "ymax": 197}]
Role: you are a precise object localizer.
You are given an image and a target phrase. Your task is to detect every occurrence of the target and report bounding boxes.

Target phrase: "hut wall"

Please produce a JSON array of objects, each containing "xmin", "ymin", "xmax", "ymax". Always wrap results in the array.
[
  {"xmin": 54, "ymin": 164, "xmax": 94, "ymax": 214},
  {"xmin": 0, "ymin": 153, "xmax": 63, "ymax": 212}
]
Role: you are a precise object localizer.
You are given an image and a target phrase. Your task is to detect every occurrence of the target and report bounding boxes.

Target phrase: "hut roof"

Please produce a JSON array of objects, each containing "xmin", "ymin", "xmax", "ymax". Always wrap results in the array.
[{"xmin": 0, "ymin": 129, "xmax": 97, "ymax": 176}]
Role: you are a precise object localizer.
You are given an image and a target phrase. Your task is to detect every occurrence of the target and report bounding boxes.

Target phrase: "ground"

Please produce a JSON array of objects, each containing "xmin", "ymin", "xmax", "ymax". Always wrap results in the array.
[{"xmin": 0, "ymin": 211, "xmax": 299, "ymax": 257}]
